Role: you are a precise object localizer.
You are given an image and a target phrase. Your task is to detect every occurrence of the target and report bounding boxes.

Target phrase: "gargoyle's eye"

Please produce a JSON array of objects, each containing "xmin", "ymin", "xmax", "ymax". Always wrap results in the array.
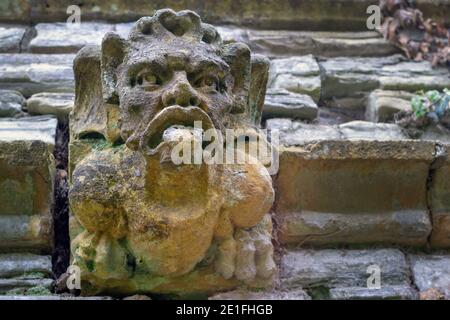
[
  {"xmin": 135, "ymin": 71, "xmax": 161, "ymax": 88},
  {"xmin": 195, "ymin": 74, "xmax": 219, "ymax": 92}
]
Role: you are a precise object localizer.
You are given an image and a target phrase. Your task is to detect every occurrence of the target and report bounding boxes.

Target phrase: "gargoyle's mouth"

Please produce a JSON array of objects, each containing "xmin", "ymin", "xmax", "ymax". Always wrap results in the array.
[{"xmin": 139, "ymin": 105, "xmax": 215, "ymax": 155}]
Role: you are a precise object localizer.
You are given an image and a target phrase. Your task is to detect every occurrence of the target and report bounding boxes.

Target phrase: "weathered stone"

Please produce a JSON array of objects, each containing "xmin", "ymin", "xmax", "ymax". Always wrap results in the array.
[
  {"xmin": 0, "ymin": 115, "xmax": 57, "ymax": 145},
  {"xmin": 122, "ymin": 295, "xmax": 152, "ymax": 300},
  {"xmin": 0, "ymin": 90, "xmax": 25, "ymax": 117},
  {"xmin": 26, "ymin": 92, "xmax": 74, "ymax": 119},
  {"xmin": 0, "ymin": 295, "xmax": 113, "ymax": 300},
  {"xmin": 281, "ymin": 249, "xmax": 411, "ymax": 290},
  {"xmin": 0, "ymin": 116, "xmax": 56, "ymax": 252},
  {"xmin": 339, "ymin": 121, "xmax": 407, "ymax": 140},
  {"xmin": 429, "ymin": 143, "xmax": 450, "ymax": 248},
  {"xmin": 270, "ymin": 120, "xmax": 434, "ymax": 246},
  {"xmin": 0, "ymin": 54, "xmax": 75, "ymax": 97},
  {"xmin": 0, "ymin": 278, "xmax": 53, "ymax": 294},
  {"xmin": 366, "ymin": 90, "xmax": 414, "ymax": 123},
  {"xmin": 246, "ymin": 31, "xmax": 400, "ymax": 58},
  {"xmin": 269, "ymin": 55, "xmax": 321, "ymax": 102},
  {"xmin": 69, "ymin": 9, "xmax": 275, "ymax": 296},
  {"xmin": 329, "ymin": 285, "xmax": 418, "ymax": 300},
  {"xmin": 0, "ymin": 1, "xmax": 29, "ymax": 24},
  {"xmin": 209, "ymin": 288, "xmax": 311, "ymax": 300},
  {"xmin": 263, "ymin": 89, "xmax": 318, "ymax": 121},
  {"xmin": 320, "ymin": 55, "xmax": 450, "ymax": 109},
  {"xmin": 0, "ymin": 254, "xmax": 51, "ymax": 278},
  {"xmin": 0, "ymin": 25, "xmax": 34, "ymax": 53},
  {"xmin": 410, "ymin": 254, "xmax": 450, "ymax": 299},
  {"xmin": 3, "ymin": 0, "xmax": 449, "ymax": 30},
  {"xmin": 29, "ymin": 23, "xmax": 115, "ymax": 53}
]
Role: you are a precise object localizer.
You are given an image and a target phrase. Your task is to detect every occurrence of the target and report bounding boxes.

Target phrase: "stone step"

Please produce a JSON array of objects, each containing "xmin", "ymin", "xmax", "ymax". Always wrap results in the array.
[
  {"xmin": 209, "ymin": 289, "xmax": 311, "ymax": 300},
  {"xmin": 319, "ymin": 55, "xmax": 450, "ymax": 110},
  {"xmin": 1, "ymin": 0, "xmax": 448, "ymax": 30},
  {"xmin": 0, "ymin": 21, "xmax": 398, "ymax": 58},
  {"xmin": 280, "ymin": 249, "xmax": 418, "ymax": 300},
  {"xmin": 0, "ymin": 25, "xmax": 34, "ymax": 53},
  {"xmin": 0, "ymin": 116, "xmax": 57, "ymax": 252},
  {"xmin": 0, "ymin": 254, "xmax": 51, "ymax": 278},
  {"xmin": 0, "ymin": 54, "xmax": 75, "ymax": 97},
  {"xmin": 267, "ymin": 119, "xmax": 450, "ymax": 247},
  {"xmin": 0, "ymin": 278, "xmax": 53, "ymax": 294},
  {"xmin": 329, "ymin": 285, "xmax": 418, "ymax": 300}
]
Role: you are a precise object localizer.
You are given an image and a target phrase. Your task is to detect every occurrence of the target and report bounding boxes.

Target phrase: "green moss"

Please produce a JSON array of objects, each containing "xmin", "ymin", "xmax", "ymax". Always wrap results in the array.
[
  {"xmin": 17, "ymin": 272, "xmax": 47, "ymax": 280},
  {"xmin": 4, "ymin": 285, "xmax": 52, "ymax": 296}
]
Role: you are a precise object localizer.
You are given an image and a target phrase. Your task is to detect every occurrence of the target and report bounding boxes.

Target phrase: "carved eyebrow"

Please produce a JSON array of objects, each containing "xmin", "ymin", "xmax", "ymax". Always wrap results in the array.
[
  {"xmin": 127, "ymin": 58, "xmax": 168, "ymax": 77},
  {"xmin": 188, "ymin": 57, "xmax": 229, "ymax": 74}
]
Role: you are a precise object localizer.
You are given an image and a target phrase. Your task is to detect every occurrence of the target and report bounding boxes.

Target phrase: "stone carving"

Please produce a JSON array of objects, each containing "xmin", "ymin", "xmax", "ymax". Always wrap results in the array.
[{"xmin": 68, "ymin": 9, "xmax": 275, "ymax": 295}]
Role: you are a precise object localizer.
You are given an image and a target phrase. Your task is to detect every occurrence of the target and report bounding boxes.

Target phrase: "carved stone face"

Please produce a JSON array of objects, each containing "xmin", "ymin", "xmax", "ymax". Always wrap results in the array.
[
  {"xmin": 69, "ymin": 9, "xmax": 275, "ymax": 295},
  {"xmin": 100, "ymin": 10, "xmax": 252, "ymax": 155}
]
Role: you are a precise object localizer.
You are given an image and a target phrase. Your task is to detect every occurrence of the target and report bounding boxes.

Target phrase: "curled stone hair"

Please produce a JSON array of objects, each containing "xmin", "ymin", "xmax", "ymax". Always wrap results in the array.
[{"xmin": 128, "ymin": 9, "xmax": 223, "ymax": 46}]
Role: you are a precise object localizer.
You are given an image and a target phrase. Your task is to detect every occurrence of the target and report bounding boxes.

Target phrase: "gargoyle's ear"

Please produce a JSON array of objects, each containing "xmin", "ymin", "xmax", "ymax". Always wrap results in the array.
[
  {"xmin": 101, "ymin": 32, "xmax": 126, "ymax": 104},
  {"xmin": 221, "ymin": 42, "xmax": 251, "ymax": 114}
]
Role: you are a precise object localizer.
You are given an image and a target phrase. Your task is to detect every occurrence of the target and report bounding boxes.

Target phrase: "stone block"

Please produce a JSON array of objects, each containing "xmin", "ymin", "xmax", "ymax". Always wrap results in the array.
[
  {"xmin": 0, "ymin": 54, "xmax": 75, "ymax": 97},
  {"xmin": 26, "ymin": 92, "xmax": 74, "ymax": 119},
  {"xmin": 268, "ymin": 119, "xmax": 434, "ymax": 246},
  {"xmin": 263, "ymin": 89, "xmax": 318, "ymax": 121},
  {"xmin": 281, "ymin": 249, "xmax": 411, "ymax": 289},
  {"xmin": 268, "ymin": 55, "xmax": 321, "ymax": 102},
  {"xmin": 0, "ymin": 90, "xmax": 25, "ymax": 117},
  {"xmin": 0, "ymin": 116, "xmax": 57, "ymax": 252},
  {"xmin": 410, "ymin": 254, "xmax": 450, "ymax": 299},
  {"xmin": 366, "ymin": 90, "xmax": 414, "ymax": 123}
]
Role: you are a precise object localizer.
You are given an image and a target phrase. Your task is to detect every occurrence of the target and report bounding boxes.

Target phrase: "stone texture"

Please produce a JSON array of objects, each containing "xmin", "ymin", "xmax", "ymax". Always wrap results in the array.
[
  {"xmin": 215, "ymin": 29, "xmax": 399, "ymax": 58},
  {"xmin": 268, "ymin": 55, "xmax": 321, "ymax": 102},
  {"xmin": 69, "ymin": 9, "xmax": 275, "ymax": 296},
  {"xmin": 209, "ymin": 289, "xmax": 311, "ymax": 300},
  {"xmin": 319, "ymin": 55, "xmax": 450, "ymax": 109},
  {"xmin": 0, "ymin": 116, "xmax": 56, "ymax": 252},
  {"xmin": 281, "ymin": 249, "xmax": 411, "ymax": 289},
  {"xmin": 329, "ymin": 285, "xmax": 418, "ymax": 300},
  {"xmin": 0, "ymin": 254, "xmax": 51, "ymax": 278},
  {"xmin": 0, "ymin": 90, "xmax": 25, "ymax": 117},
  {"xmin": 410, "ymin": 254, "xmax": 450, "ymax": 299},
  {"xmin": 429, "ymin": 144, "xmax": 450, "ymax": 248},
  {"xmin": 0, "ymin": 278, "xmax": 53, "ymax": 294},
  {"xmin": 0, "ymin": 115, "xmax": 57, "ymax": 145},
  {"xmin": 263, "ymin": 89, "xmax": 318, "ymax": 121},
  {"xmin": 26, "ymin": 92, "xmax": 74, "ymax": 119},
  {"xmin": 0, "ymin": 25, "xmax": 34, "ymax": 53},
  {"xmin": 269, "ymin": 119, "xmax": 434, "ymax": 246},
  {"xmin": 29, "ymin": 23, "xmax": 115, "ymax": 54},
  {"xmin": 0, "ymin": 295, "xmax": 113, "ymax": 300},
  {"xmin": 0, "ymin": 54, "xmax": 75, "ymax": 97},
  {"xmin": 2, "ymin": 0, "xmax": 449, "ymax": 30},
  {"xmin": 366, "ymin": 90, "xmax": 414, "ymax": 123}
]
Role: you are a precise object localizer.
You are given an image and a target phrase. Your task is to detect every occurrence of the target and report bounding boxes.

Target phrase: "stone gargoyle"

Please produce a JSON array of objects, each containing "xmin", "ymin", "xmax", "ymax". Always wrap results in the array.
[{"xmin": 68, "ymin": 9, "xmax": 276, "ymax": 296}]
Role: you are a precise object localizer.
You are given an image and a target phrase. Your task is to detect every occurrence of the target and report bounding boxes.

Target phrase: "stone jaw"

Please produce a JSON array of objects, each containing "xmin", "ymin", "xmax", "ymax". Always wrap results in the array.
[{"xmin": 68, "ymin": 9, "xmax": 275, "ymax": 296}]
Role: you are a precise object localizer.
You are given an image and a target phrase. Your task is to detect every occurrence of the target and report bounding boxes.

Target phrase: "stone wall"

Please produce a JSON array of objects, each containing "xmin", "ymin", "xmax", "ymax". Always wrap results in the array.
[{"xmin": 0, "ymin": 0, "xmax": 449, "ymax": 29}]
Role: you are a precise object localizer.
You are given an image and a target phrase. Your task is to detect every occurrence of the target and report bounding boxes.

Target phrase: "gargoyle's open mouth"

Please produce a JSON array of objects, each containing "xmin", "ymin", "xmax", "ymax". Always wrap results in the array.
[{"xmin": 139, "ymin": 105, "xmax": 215, "ymax": 155}]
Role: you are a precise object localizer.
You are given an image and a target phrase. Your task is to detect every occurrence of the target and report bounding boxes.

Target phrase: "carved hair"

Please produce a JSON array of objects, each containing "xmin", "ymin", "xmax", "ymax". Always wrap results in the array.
[{"xmin": 128, "ymin": 9, "xmax": 222, "ymax": 46}]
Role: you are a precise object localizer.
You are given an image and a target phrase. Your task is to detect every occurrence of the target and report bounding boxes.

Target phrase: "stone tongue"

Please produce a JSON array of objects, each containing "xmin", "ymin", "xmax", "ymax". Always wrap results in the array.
[{"xmin": 162, "ymin": 125, "xmax": 203, "ymax": 144}]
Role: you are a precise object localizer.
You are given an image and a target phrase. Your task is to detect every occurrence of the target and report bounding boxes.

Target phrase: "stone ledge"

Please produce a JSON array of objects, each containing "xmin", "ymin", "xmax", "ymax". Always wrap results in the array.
[
  {"xmin": 281, "ymin": 249, "xmax": 411, "ymax": 289},
  {"xmin": 1, "ymin": 0, "xmax": 448, "ymax": 30},
  {"xmin": 0, "ymin": 54, "xmax": 75, "ymax": 97}
]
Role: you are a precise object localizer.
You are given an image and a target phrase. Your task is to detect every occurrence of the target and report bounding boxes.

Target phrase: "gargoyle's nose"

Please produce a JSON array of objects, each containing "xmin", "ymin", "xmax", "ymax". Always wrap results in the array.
[{"xmin": 162, "ymin": 71, "xmax": 200, "ymax": 108}]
